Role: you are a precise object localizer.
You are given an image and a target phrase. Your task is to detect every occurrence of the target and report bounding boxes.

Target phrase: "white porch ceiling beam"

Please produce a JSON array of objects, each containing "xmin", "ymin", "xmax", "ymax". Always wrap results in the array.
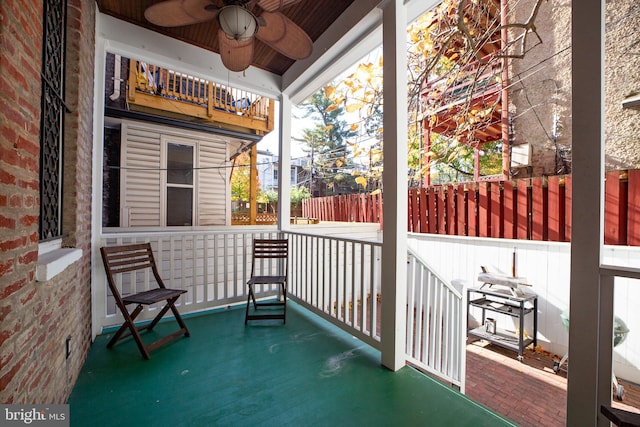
[
  {"xmin": 283, "ymin": 0, "xmax": 440, "ymax": 105},
  {"xmin": 282, "ymin": 0, "xmax": 382, "ymax": 104}
]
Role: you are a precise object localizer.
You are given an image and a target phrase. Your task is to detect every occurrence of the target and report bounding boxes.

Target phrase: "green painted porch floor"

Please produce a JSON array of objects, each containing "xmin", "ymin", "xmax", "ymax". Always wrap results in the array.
[{"xmin": 69, "ymin": 302, "xmax": 517, "ymax": 427}]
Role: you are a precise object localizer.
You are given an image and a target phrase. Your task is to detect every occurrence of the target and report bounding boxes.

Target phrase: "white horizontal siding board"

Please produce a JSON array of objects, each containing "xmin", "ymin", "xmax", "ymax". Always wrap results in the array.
[
  {"xmin": 199, "ymin": 137, "xmax": 229, "ymax": 226},
  {"xmin": 121, "ymin": 121, "xmax": 162, "ymax": 226},
  {"xmin": 120, "ymin": 119, "xmax": 245, "ymax": 227}
]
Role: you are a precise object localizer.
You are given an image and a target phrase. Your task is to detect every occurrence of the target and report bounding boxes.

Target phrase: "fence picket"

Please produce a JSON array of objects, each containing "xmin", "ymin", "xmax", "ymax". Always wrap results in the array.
[
  {"xmin": 447, "ymin": 185, "xmax": 456, "ymax": 235},
  {"xmin": 629, "ymin": 170, "xmax": 640, "ymax": 245},
  {"xmin": 456, "ymin": 186, "xmax": 466, "ymax": 236},
  {"xmin": 503, "ymin": 180, "xmax": 515, "ymax": 239},
  {"xmin": 490, "ymin": 182, "xmax": 501, "ymax": 238}
]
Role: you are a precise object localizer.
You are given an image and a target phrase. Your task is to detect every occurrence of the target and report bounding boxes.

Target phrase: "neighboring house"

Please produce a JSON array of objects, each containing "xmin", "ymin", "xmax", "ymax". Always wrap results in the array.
[
  {"xmin": 102, "ymin": 54, "xmax": 275, "ymax": 227},
  {"xmin": 257, "ymin": 150, "xmax": 308, "ymax": 192},
  {"xmin": 510, "ymin": 0, "xmax": 640, "ymax": 176},
  {"xmin": 422, "ymin": 0, "xmax": 640, "ymax": 179}
]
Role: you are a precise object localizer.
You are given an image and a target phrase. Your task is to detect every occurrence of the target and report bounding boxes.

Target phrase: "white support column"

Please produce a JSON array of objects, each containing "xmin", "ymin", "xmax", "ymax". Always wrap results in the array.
[
  {"xmin": 278, "ymin": 95, "xmax": 292, "ymax": 231},
  {"xmin": 380, "ymin": 0, "xmax": 408, "ymax": 371},
  {"xmin": 567, "ymin": 1, "xmax": 608, "ymax": 425},
  {"xmin": 91, "ymin": 27, "xmax": 108, "ymax": 340}
]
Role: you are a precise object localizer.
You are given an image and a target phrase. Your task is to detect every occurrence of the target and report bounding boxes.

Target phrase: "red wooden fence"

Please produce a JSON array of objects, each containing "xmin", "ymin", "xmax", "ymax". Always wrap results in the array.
[
  {"xmin": 302, "ymin": 192, "xmax": 383, "ymax": 228},
  {"xmin": 302, "ymin": 170, "xmax": 640, "ymax": 246}
]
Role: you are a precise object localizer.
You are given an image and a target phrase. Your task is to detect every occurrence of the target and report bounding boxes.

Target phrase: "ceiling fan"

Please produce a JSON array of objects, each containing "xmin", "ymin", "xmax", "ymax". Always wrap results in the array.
[{"xmin": 144, "ymin": 0, "xmax": 313, "ymax": 72}]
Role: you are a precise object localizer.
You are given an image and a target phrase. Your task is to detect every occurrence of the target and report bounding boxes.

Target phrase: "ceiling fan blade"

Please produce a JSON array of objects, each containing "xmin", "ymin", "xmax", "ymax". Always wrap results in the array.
[
  {"xmin": 255, "ymin": 11, "xmax": 312, "ymax": 60},
  {"xmin": 257, "ymin": 0, "xmax": 303, "ymax": 12},
  {"xmin": 218, "ymin": 29, "xmax": 255, "ymax": 72},
  {"xmin": 144, "ymin": 0, "xmax": 219, "ymax": 27}
]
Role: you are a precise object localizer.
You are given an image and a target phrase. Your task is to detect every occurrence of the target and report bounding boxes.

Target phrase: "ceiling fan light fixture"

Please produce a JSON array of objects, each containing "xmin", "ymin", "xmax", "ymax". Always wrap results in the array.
[{"xmin": 218, "ymin": 5, "xmax": 258, "ymax": 41}]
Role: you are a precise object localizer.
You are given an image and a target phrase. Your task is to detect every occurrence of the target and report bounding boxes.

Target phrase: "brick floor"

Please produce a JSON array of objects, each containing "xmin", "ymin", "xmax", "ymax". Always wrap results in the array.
[{"xmin": 465, "ymin": 340, "xmax": 640, "ymax": 426}]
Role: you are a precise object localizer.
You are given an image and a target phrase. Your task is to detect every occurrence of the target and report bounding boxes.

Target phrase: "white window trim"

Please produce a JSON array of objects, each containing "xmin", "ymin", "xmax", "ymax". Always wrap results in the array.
[{"xmin": 160, "ymin": 135, "xmax": 198, "ymax": 226}]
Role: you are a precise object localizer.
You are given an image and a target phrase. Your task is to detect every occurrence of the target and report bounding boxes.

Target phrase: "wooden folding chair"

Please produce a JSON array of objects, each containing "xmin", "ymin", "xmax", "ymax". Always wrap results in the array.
[
  {"xmin": 245, "ymin": 239, "xmax": 288, "ymax": 324},
  {"xmin": 100, "ymin": 243, "xmax": 190, "ymax": 359}
]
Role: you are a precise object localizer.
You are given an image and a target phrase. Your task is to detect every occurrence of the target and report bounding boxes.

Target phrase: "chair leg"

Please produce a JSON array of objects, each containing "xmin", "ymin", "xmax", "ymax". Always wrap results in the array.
[
  {"xmin": 108, "ymin": 300, "xmax": 189, "ymax": 359},
  {"xmin": 169, "ymin": 301, "xmax": 190, "ymax": 337},
  {"xmin": 146, "ymin": 298, "xmax": 177, "ymax": 330},
  {"xmin": 282, "ymin": 283, "xmax": 287, "ymax": 324},
  {"xmin": 107, "ymin": 304, "xmax": 144, "ymax": 348},
  {"xmin": 245, "ymin": 285, "xmax": 253, "ymax": 325},
  {"xmin": 250, "ymin": 285, "xmax": 258, "ymax": 309},
  {"xmin": 111, "ymin": 304, "xmax": 151, "ymax": 360},
  {"xmin": 245, "ymin": 282, "xmax": 287, "ymax": 324}
]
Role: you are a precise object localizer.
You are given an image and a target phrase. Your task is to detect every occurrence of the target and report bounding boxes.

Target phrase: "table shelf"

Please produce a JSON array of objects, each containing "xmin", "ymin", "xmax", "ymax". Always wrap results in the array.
[{"xmin": 467, "ymin": 286, "xmax": 538, "ymax": 361}]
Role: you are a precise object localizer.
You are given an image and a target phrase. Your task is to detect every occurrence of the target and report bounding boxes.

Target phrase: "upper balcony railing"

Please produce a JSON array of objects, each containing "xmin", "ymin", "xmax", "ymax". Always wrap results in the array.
[
  {"xmin": 127, "ymin": 59, "xmax": 274, "ymax": 135},
  {"xmin": 422, "ymin": 63, "xmax": 502, "ymax": 115},
  {"xmin": 421, "ymin": 61, "xmax": 503, "ymax": 144}
]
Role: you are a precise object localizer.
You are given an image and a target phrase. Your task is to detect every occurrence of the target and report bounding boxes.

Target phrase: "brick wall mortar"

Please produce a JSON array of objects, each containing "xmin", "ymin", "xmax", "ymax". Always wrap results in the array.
[{"xmin": 0, "ymin": 0, "xmax": 95, "ymax": 404}]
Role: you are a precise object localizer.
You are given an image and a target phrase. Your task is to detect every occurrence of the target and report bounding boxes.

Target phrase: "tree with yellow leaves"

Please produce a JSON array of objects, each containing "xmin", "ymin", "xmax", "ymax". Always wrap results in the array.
[{"xmin": 323, "ymin": 0, "xmax": 546, "ymax": 184}]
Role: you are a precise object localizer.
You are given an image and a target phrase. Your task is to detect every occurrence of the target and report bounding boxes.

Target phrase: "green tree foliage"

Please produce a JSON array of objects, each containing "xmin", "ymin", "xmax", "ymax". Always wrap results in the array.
[
  {"xmin": 320, "ymin": 0, "xmax": 547, "ymax": 185},
  {"xmin": 230, "ymin": 151, "xmax": 252, "ymax": 203},
  {"xmin": 426, "ymin": 136, "xmax": 503, "ymax": 184},
  {"xmin": 298, "ymin": 90, "xmax": 360, "ymax": 195},
  {"xmin": 258, "ymin": 189, "xmax": 278, "ymax": 213},
  {"xmin": 290, "ymin": 186, "xmax": 311, "ymax": 205}
]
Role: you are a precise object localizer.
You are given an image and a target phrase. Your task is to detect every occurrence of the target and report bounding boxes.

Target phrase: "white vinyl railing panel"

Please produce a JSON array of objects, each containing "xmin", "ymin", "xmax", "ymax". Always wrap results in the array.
[
  {"xmin": 286, "ymin": 231, "xmax": 382, "ymax": 349},
  {"xmin": 405, "ymin": 248, "xmax": 465, "ymax": 390}
]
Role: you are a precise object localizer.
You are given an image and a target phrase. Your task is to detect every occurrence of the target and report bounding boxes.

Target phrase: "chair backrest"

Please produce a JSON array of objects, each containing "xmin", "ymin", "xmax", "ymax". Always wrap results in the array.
[
  {"xmin": 250, "ymin": 239, "xmax": 288, "ymax": 277},
  {"xmin": 100, "ymin": 243, "xmax": 166, "ymax": 301}
]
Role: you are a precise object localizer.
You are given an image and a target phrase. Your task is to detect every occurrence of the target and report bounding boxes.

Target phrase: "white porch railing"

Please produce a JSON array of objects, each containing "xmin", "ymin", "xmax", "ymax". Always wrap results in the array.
[
  {"xmin": 96, "ymin": 227, "xmax": 465, "ymax": 391},
  {"xmin": 97, "ymin": 229, "xmax": 286, "ymax": 330},
  {"xmin": 287, "ymin": 231, "xmax": 382, "ymax": 349},
  {"xmin": 405, "ymin": 248, "xmax": 466, "ymax": 390}
]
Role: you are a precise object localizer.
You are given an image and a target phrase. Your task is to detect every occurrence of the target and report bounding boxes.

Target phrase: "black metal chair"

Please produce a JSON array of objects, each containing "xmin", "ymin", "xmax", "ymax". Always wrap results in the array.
[
  {"xmin": 245, "ymin": 239, "xmax": 288, "ymax": 324},
  {"xmin": 100, "ymin": 243, "xmax": 190, "ymax": 359}
]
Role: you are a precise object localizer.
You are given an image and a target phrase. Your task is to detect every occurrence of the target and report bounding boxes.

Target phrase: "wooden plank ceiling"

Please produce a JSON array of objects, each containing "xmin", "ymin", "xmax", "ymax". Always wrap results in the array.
[{"xmin": 96, "ymin": 0, "xmax": 357, "ymax": 76}]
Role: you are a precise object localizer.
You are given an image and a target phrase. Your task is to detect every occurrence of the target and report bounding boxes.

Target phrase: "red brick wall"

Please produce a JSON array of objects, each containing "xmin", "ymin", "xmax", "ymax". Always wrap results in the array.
[{"xmin": 0, "ymin": 0, "xmax": 95, "ymax": 404}]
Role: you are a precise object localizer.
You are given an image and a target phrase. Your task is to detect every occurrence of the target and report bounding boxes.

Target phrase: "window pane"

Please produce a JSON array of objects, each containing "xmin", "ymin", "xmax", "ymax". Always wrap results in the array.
[
  {"xmin": 167, "ymin": 187, "xmax": 193, "ymax": 226},
  {"xmin": 167, "ymin": 143, "xmax": 193, "ymax": 185}
]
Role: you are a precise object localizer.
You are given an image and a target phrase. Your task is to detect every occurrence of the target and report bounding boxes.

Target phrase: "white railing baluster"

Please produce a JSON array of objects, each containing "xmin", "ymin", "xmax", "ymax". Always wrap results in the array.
[
  {"xmin": 223, "ymin": 234, "xmax": 229, "ymax": 300},
  {"xmin": 404, "ymin": 248, "xmax": 464, "ymax": 390},
  {"xmin": 203, "ymin": 234, "xmax": 209, "ymax": 303},
  {"xmin": 322, "ymin": 237, "xmax": 327, "ymax": 314},
  {"xmin": 170, "ymin": 236, "xmax": 177, "ymax": 292},
  {"xmin": 359, "ymin": 242, "xmax": 365, "ymax": 333}
]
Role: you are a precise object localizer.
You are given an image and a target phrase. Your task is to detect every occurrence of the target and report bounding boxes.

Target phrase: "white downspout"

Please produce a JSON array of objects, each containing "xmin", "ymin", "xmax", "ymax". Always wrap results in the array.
[{"xmin": 109, "ymin": 54, "xmax": 121, "ymax": 101}]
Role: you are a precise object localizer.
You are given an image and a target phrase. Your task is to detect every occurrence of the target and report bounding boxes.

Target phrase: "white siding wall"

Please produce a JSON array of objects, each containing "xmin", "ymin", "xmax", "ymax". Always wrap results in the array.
[
  {"xmin": 121, "ymin": 122, "xmax": 162, "ymax": 226},
  {"xmin": 120, "ymin": 120, "xmax": 231, "ymax": 226},
  {"xmin": 199, "ymin": 140, "xmax": 229, "ymax": 225}
]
